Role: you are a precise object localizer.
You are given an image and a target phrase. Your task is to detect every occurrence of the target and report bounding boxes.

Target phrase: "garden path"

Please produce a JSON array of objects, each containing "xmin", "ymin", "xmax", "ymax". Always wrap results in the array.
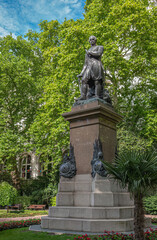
[
  {"xmin": 0, "ymin": 214, "xmax": 156, "ymax": 222},
  {"xmin": 145, "ymin": 215, "xmax": 157, "ymax": 219},
  {"xmin": 0, "ymin": 215, "xmax": 47, "ymax": 222}
]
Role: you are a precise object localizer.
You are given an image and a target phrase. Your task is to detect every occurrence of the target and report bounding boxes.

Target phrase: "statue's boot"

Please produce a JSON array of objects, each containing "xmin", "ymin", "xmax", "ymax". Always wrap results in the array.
[
  {"xmin": 76, "ymin": 94, "xmax": 86, "ymax": 101},
  {"xmin": 95, "ymin": 81, "xmax": 102, "ymax": 98},
  {"xmin": 76, "ymin": 82, "xmax": 88, "ymax": 101}
]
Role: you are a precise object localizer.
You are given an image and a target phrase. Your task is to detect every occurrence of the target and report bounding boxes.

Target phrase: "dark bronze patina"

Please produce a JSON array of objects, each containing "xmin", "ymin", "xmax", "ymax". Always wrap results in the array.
[
  {"xmin": 59, "ymin": 143, "xmax": 77, "ymax": 178},
  {"xmin": 75, "ymin": 36, "xmax": 112, "ymax": 106},
  {"xmin": 77, "ymin": 36, "xmax": 104, "ymax": 100},
  {"xmin": 91, "ymin": 139, "xmax": 107, "ymax": 178}
]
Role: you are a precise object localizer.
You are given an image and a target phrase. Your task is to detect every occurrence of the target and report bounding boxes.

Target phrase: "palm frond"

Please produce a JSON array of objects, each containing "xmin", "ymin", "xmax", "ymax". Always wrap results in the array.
[{"xmin": 103, "ymin": 149, "xmax": 157, "ymax": 196}]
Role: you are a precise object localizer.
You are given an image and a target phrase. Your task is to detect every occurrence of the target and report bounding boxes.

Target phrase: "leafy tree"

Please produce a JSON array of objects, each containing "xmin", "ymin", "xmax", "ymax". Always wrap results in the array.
[
  {"xmin": 103, "ymin": 150, "xmax": 157, "ymax": 240},
  {"xmin": 20, "ymin": 176, "xmax": 57, "ymax": 206},
  {"xmin": 28, "ymin": 19, "xmax": 86, "ymax": 174},
  {"xmin": 1, "ymin": 0, "xmax": 156, "ymax": 185},
  {"xmin": 0, "ymin": 35, "xmax": 43, "ymax": 185},
  {"xmin": 117, "ymin": 126, "xmax": 153, "ymax": 152},
  {"xmin": 84, "ymin": 0, "xmax": 157, "ymax": 141},
  {"xmin": 0, "ymin": 181, "xmax": 18, "ymax": 212},
  {"xmin": 28, "ymin": 0, "xmax": 157, "ymax": 172},
  {"xmin": 144, "ymin": 194, "xmax": 157, "ymax": 215}
]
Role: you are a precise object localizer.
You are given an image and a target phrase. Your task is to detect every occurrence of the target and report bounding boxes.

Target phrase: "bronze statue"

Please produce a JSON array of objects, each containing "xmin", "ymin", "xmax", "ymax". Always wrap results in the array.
[{"xmin": 77, "ymin": 36, "xmax": 104, "ymax": 100}]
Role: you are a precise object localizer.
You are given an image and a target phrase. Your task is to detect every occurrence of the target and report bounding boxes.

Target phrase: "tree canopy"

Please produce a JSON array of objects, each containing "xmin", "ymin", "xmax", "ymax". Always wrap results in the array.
[
  {"xmin": 0, "ymin": 35, "xmax": 43, "ymax": 169},
  {"xmin": 0, "ymin": 0, "xmax": 156, "ymax": 175}
]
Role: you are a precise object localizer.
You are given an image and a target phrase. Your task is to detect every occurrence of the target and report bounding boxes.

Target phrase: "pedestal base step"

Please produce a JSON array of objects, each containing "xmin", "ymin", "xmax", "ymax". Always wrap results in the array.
[
  {"xmin": 41, "ymin": 216, "xmax": 134, "ymax": 232},
  {"xmin": 57, "ymin": 192, "xmax": 134, "ymax": 207},
  {"xmin": 57, "ymin": 175, "xmax": 134, "ymax": 207},
  {"xmin": 49, "ymin": 206, "xmax": 134, "ymax": 219}
]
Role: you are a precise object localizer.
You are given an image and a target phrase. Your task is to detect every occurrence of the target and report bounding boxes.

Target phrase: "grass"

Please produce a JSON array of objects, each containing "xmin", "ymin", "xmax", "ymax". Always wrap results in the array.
[
  {"xmin": 1, "ymin": 227, "xmax": 157, "ymax": 240},
  {"xmin": 0, "ymin": 209, "xmax": 48, "ymax": 218},
  {"xmin": 0, "ymin": 227, "xmax": 74, "ymax": 240},
  {"xmin": 1, "ymin": 226, "xmax": 157, "ymax": 240}
]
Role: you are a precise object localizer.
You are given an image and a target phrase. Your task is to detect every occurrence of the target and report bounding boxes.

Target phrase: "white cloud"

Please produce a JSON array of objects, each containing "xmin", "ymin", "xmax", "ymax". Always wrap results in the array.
[
  {"xmin": 63, "ymin": 6, "xmax": 72, "ymax": 14},
  {"xmin": 0, "ymin": 26, "xmax": 10, "ymax": 37},
  {"xmin": 0, "ymin": 0, "xmax": 85, "ymax": 37},
  {"xmin": 0, "ymin": 3, "xmax": 21, "ymax": 37},
  {"xmin": 60, "ymin": 0, "xmax": 78, "ymax": 3},
  {"xmin": 0, "ymin": 27, "xmax": 17, "ymax": 38}
]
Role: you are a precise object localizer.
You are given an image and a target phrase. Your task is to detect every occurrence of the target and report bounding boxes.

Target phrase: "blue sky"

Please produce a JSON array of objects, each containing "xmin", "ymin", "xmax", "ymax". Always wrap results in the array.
[{"xmin": 0, "ymin": 0, "xmax": 85, "ymax": 37}]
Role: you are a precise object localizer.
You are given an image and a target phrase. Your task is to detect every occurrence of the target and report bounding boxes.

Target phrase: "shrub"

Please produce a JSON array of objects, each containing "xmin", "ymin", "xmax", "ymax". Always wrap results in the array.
[
  {"xmin": 117, "ymin": 127, "xmax": 153, "ymax": 152},
  {"xmin": 152, "ymin": 218, "xmax": 157, "ymax": 223},
  {"xmin": 0, "ymin": 182, "xmax": 18, "ymax": 208},
  {"xmin": 0, "ymin": 219, "xmax": 41, "ymax": 231},
  {"xmin": 144, "ymin": 195, "xmax": 157, "ymax": 215},
  {"xmin": 50, "ymin": 196, "xmax": 56, "ymax": 206},
  {"xmin": 14, "ymin": 196, "xmax": 31, "ymax": 209},
  {"xmin": 0, "ymin": 172, "xmax": 13, "ymax": 185},
  {"xmin": 73, "ymin": 229, "xmax": 157, "ymax": 239},
  {"xmin": 20, "ymin": 176, "xmax": 57, "ymax": 206}
]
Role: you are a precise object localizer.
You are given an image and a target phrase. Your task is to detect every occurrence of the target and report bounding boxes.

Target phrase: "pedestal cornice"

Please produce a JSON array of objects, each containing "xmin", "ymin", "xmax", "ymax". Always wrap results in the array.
[{"xmin": 62, "ymin": 100, "xmax": 122, "ymax": 125}]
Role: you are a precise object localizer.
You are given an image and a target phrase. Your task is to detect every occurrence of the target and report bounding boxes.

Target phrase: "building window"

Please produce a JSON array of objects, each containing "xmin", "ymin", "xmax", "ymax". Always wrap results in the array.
[{"xmin": 21, "ymin": 155, "xmax": 32, "ymax": 179}]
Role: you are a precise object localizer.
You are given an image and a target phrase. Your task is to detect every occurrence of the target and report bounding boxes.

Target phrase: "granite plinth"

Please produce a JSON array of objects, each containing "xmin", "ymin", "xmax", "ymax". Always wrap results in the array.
[
  {"xmin": 41, "ymin": 100, "xmax": 136, "ymax": 233},
  {"xmin": 41, "ymin": 174, "xmax": 135, "ymax": 232},
  {"xmin": 62, "ymin": 100, "xmax": 122, "ymax": 174}
]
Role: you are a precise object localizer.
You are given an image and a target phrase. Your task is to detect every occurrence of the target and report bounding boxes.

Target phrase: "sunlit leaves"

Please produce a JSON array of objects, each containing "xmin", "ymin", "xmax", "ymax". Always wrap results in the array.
[{"xmin": 0, "ymin": 35, "xmax": 43, "ymax": 168}]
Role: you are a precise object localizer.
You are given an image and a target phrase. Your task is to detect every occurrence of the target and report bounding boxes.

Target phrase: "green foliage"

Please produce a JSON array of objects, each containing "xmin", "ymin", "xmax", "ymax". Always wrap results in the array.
[
  {"xmin": 50, "ymin": 196, "xmax": 56, "ymax": 207},
  {"xmin": 0, "ymin": 0, "xmax": 156, "ymax": 185},
  {"xmin": 14, "ymin": 196, "xmax": 31, "ymax": 209},
  {"xmin": 20, "ymin": 176, "xmax": 49, "ymax": 196},
  {"xmin": 28, "ymin": 0, "xmax": 157, "ymax": 172},
  {"xmin": 117, "ymin": 126, "xmax": 153, "ymax": 152},
  {"xmin": 1, "ymin": 227, "xmax": 157, "ymax": 240},
  {"xmin": 42, "ymin": 183, "xmax": 58, "ymax": 206},
  {"xmin": 0, "ymin": 172, "xmax": 13, "ymax": 185},
  {"xmin": 0, "ymin": 219, "xmax": 41, "ymax": 231},
  {"xmin": 144, "ymin": 195, "xmax": 157, "ymax": 215},
  {"xmin": 20, "ymin": 176, "xmax": 57, "ymax": 206},
  {"xmin": 0, "ymin": 227, "xmax": 74, "ymax": 240},
  {"xmin": 103, "ymin": 149, "xmax": 157, "ymax": 238},
  {"xmin": 145, "ymin": 110, "xmax": 157, "ymax": 146},
  {"xmin": 0, "ymin": 182, "xmax": 18, "ymax": 206},
  {"xmin": 0, "ymin": 209, "xmax": 48, "ymax": 218},
  {"xmin": 0, "ymin": 209, "xmax": 48, "ymax": 219},
  {"xmin": 0, "ymin": 35, "xmax": 43, "ymax": 169},
  {"xmin": 84, "ymin": 0, "xmax": 157, "ymax": 147},
  {"xmin": 103, "ymin": 150, "xmax": 157, "ymax": 196}
]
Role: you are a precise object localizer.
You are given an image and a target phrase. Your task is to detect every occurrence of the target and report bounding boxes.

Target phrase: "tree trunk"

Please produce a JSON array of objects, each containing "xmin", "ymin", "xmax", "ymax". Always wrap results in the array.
[
  {"xmin": 7, "ymin": 205, "xmax": 10, "ymax": 213},
  {"xmin": 134, "ymin": 193, "xmax": 145, "ymax": 240},
  {"xmin": 10, "ymin": 165, "xmax": 21, "ymax": 191}
]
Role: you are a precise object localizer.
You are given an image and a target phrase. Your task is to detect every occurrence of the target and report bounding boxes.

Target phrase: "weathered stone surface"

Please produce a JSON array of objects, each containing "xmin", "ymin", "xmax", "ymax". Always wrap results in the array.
[
  {"xmin": 42, "ymin": 174, "xmax": 135, "ymax": 232},
  {"xmin": 57, "ymin": 192, "xmax": 74, "ymax": 206},
  {"xmin": 41, "ymin": 216, "xmax": 134, "ymax": 232},
  {"xmin": 41, "ymin": 101, "xmax": 135, "ymax": 233},
  {"xmin": 91, "ymin": 192, "xmax": 134, "ymax": 207},
  {"xmin": 57, "ymin": 174, "xmax": 133, "ymax": 207},
  {"xmin": 48, "ymin": 206, "xmax": 134, "ymax": 219},
  {"xmin": 62, "ymin": 100, "xmax": 122, "ymax": 174}
]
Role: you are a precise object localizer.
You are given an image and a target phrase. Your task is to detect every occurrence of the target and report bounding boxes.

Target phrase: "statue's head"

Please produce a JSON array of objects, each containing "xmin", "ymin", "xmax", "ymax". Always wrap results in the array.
[{"xmin": 89, "ymin": 35, "xmax": 97, "ymax": 45}]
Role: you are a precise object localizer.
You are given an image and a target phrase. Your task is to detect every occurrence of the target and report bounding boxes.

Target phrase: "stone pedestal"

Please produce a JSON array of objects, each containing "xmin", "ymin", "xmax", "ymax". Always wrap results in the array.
[
  {"xmin": 42, "ymin": 174, "xmax": 134, "ymax": 232},
  {"xmin": 63, "ymin": 100, "xmax": 122, "ymax": 174},
  {"xmin": 41, "ymin": 100, "xmax": 135, "ymax": 233}
]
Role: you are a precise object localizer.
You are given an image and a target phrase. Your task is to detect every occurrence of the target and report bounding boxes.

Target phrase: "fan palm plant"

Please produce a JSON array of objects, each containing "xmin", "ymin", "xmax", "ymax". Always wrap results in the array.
[{"xmin": 103, "ymin": 150, "xmax": 157, "ymax": 240}]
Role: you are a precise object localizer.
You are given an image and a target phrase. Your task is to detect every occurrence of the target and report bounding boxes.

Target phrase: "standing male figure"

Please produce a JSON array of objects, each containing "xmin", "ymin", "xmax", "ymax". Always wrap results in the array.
[{"xmin": 77, "ymin": 36, "xmax": 104, "ymax": 100}]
